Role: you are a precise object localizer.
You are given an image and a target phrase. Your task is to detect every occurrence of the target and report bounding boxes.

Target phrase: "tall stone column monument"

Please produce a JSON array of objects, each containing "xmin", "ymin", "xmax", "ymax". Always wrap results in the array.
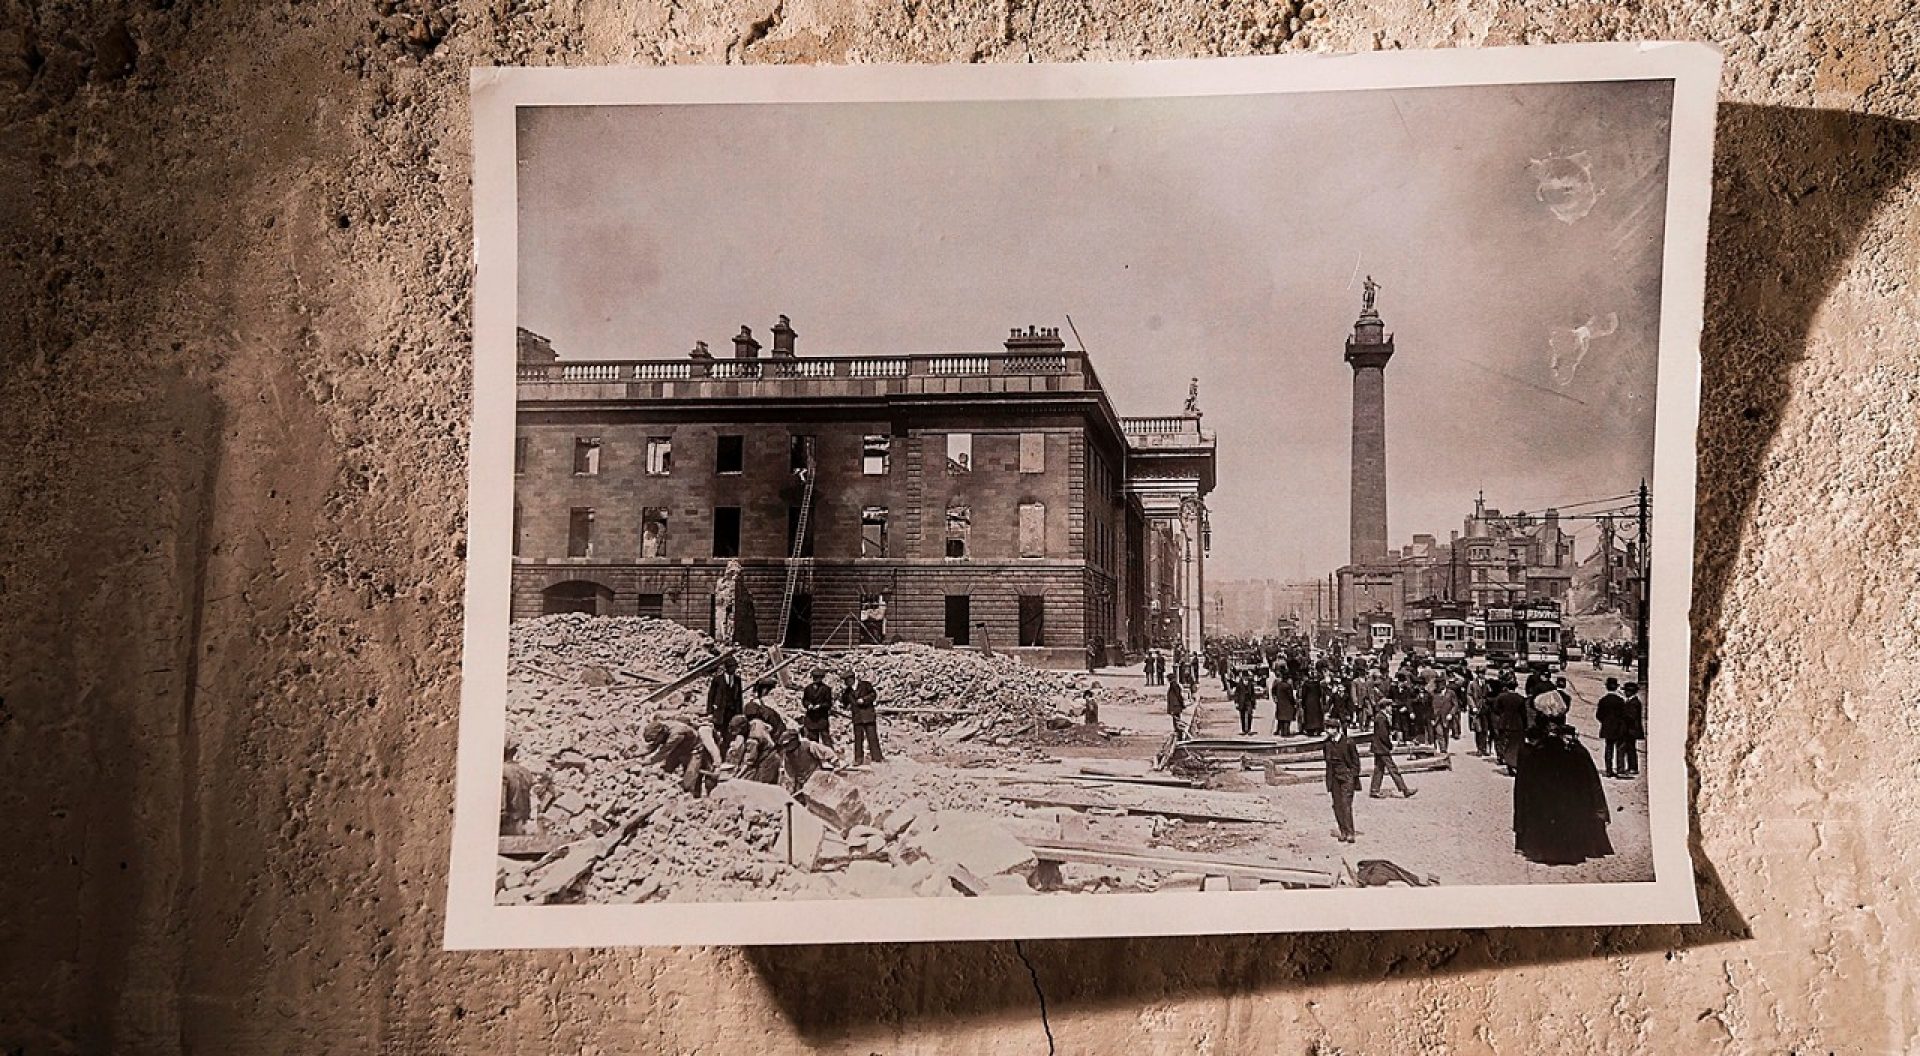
[{"xmin": 1346, "ymin": 276, "xmax": 1395, "ymax": 565}]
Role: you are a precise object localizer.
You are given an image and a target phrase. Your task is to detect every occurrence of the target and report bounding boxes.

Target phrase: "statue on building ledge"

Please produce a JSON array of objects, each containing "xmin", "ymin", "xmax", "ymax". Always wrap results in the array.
[{"xmin": 1184, "ymin": 377, "xmax": 1202, "ymax": 418}]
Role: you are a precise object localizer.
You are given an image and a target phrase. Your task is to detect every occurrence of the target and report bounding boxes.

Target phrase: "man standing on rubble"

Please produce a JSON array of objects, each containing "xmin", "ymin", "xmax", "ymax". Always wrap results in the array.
[
  {"xmin": 500, "ymin": 737, "xmax": 537, "ymax": 836},
  {"xmin": 1323, "ymin": 720, "xmax": 1362, "ymax": 843},
  {"xmin": 800, "ymin": 668, "xmax": 836, "ymax": 747},
  {"xmin": 706, "ymin": 654, "xmax": 745, "ymax": 757},
  {"xmin": 842, "ymin": 665, "xmax": 883, "ymax": 766}
]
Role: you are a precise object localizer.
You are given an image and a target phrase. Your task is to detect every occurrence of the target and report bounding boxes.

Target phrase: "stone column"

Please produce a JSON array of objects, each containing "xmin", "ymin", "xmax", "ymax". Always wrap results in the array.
[
  {"xmin": 1180, "ymin": 496, "xmax": 1205, "ymax": 651},
  {"xmin": 1345, "ymin": 298, "xmax": 1395, "ymax": 565}
]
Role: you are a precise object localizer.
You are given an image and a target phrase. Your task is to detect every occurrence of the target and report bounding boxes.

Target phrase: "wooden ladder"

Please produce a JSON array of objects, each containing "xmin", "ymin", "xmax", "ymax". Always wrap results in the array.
[{"xmin": 778, "ymin": 464, "xmax": 816, "ymax": 646}]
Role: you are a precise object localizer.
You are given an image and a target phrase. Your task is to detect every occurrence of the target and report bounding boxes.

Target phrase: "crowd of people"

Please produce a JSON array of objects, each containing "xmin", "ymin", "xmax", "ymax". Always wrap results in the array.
[{"xmin": 1156, "ymin": 633, "xmax": 1642, "ymax": 865}]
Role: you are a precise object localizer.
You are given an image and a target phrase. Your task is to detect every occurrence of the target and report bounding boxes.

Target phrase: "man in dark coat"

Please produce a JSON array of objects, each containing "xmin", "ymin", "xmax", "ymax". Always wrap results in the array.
[
  {"xmin": 800, "ymin": 668, "xmax": 836, "ymax": 747},
  {"xmin": 1271, "ymin": 673, "xmax": 1298, "ymax": 736},
  {"xmin": 1493, "ymin": 678, "xmax": 1531, "ymax": 776},
  {"xmin": 1513, "ymin": 704, "xmax": 1614, "ymax": 865},
  {"xmin": 1620, "ymin": 681, "xmax": 1645, "ymax": 777},
  {"xmin": 1166, "ymin": 677, "xmax": 1188, "ymax": 740},
  {"xmin": 1299, "ymin": 673, "xmax": 1327, "ymax": 736},
  {"xmin": 1594, "ymin": 676, "xmax": 1629, "ymax": 777},
  {"xmin": 705, "ymin": 654, "xmax": 745, "ymax": 757},
  {"xmin": 1232, "ymin": 674, "xmax": 1257, "ymax": 735},
  {"xmin": 841, "ymin": 666, "xmax": 882, "ymax": 766},
  {"xmin": 742, "ymin": 677, "xmax": 789, "ymax": 736},
  {"xmin": 1323, "ymin": 722, "xmax": 1362, "ymax": 843},
  {"xmin": 1368, "ymin": 706, "xmax": 1416, "ymax": 799}
]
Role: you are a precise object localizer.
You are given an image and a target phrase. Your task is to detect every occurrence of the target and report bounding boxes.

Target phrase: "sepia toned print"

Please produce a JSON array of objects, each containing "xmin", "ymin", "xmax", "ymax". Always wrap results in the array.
[{"xmin": 451, "ymin": 45, "xmax": 1720, "ymax": 947}]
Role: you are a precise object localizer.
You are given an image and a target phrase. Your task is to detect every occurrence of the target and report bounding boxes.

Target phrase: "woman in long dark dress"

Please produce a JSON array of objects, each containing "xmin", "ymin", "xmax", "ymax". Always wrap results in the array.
[{"xmin": 1513, "ymin": 699, "xmax": 1614, "ymax": 865}]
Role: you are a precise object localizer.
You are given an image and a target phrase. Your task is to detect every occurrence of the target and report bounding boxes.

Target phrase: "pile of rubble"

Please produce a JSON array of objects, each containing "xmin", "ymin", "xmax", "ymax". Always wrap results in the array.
[{"xmin": 497, "ymin": 614, "xmax": 1114, "ymax": 903}]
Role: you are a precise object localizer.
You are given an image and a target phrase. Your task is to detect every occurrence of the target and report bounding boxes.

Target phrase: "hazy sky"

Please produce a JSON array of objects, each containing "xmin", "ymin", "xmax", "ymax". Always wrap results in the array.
[{"xmin": 518, "ymin": 80, "xmax": 1673, "ymax": 581}]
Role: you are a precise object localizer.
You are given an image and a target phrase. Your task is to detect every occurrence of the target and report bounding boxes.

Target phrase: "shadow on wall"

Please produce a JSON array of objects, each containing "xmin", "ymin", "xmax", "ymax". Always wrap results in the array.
[{"xmin": 746, "ymin": 102, "xmax": 1920, "ymax": 1040}]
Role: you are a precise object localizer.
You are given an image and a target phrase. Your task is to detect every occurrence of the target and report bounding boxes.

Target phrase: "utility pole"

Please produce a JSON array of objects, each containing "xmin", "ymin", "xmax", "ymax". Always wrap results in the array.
[{"xmin": 1637, "ymin": 479, "xmax": 1651, "ymax": 687}]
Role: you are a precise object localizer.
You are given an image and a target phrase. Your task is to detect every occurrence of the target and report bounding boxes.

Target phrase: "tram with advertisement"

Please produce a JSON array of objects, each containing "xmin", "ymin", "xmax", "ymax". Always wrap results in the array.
[
  {"xmin": 1405, "ymin": 598, "xmax": 1471, "ymax": 664},
  {"xmin": 1482, "ymin": 601, "xmax": 1567, "ymax": 670}
]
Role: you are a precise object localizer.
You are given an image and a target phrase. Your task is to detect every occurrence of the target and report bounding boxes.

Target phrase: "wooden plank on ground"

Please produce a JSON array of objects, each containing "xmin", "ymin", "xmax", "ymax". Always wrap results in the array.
[
  {"xmin": 1020, "ymin": 839, "xmax": 1337, "ymax": 888},
  {"xmin": 1074, "ymin": 766, "xmax": 1205, "ymax": 789},
  {"xmin": 997, "ymin": 782, "xmax": 1288, "ymax": 824}
]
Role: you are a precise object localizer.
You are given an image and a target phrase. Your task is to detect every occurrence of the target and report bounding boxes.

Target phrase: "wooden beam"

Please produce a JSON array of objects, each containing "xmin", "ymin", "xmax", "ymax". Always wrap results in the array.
[
  {"xmin": 997, "ymin": 782, "xmax": 1289, "ymax": 824},
  {"xmin": 1022, "ymin": 839, "xmax": 1337, "ymax": 888}
]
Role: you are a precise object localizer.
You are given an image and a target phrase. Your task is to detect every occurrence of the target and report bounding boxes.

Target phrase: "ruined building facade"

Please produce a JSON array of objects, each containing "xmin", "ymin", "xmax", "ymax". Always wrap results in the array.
[{"xmin": 510, "ymin": 319, "xmax": 1216, "ymax": 667}]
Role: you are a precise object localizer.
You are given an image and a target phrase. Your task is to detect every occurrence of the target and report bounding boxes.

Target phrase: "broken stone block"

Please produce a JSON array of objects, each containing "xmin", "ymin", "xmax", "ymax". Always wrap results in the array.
[
  {"xmin": 579, "ymin": 664, "xmax": 614, "ymax": 687},
  {"xmin": 550, "ymin": 790, "xmax": 588, "ymax": 817},
  {"xmin": 982, "ymin": 874, "xmax": 1039, "ymax": 897},
  {"xmin": 710, "ymin": 779, "xmax": 798, "ymax": 815},
  {"xmin": 847, "ymin": 824, "xmax": 883, "ymax": 844},
  {"xmin": 783, "ymin": 807, "xmax": 829, "ymax": 872},
  {"xmin": 841, "ymin": 859, "xmax": 912, "ymax": 899},
  {"xmin": 901, "ymin": 811, "xmax": 1038, "ymax": 881},
  {"xmin": 877, "ymin": 799, "xmax": 924, "ymax": 838},
  {"xmin": 798, "ymin": 770, "xmax": 871, "ymax": 832},
  {"xmin": 944, "ymin": 862, "xmax": 987, "ymax": 896}
]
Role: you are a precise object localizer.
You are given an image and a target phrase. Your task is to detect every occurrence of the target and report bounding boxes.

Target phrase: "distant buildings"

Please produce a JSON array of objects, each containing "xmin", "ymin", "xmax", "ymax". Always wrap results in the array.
[
  {"xmin": 1328, "ymin": 281, "xmax": 1625, "ymax": 639},
  {"xmin": 509, "ymin": 318, "xmax": 1217, "ymax": 667}
]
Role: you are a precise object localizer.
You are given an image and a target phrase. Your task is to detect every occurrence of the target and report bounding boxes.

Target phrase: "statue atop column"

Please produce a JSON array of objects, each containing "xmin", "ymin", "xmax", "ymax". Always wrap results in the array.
[{"xmin": 1361, "ymin": 274, "xmax": 1381, "ymax": 315}]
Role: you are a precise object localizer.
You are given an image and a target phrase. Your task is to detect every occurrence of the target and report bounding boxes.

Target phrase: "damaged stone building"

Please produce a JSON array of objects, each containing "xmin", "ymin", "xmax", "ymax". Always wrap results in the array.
[{"xmin": 510, "ymin": 318, "xmax": 1216, "ymax": 668}]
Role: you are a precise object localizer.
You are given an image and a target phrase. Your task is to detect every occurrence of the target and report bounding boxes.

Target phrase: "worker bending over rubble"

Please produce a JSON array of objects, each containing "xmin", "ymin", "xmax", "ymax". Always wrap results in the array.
[
  {"xmin": 641, "ymin": 716, "xmax": 720, "ymax": 796},
  {"xmin": 725, "ymin": 714, "xmax": 783, "ymax": 784},
  {"xmin": 775, "ymin": 728, "xmax": 837, "ymax": 792}
]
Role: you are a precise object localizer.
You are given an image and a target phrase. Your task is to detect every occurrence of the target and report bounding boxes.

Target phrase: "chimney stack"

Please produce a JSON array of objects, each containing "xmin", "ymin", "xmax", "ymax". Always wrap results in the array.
[
  {"xmin": 770, "ymin": 314, "xmax": 797, "ymax": 357},
  {"xmin": 689, "ymin": 340, "xmax": 712, "ymax": 361},
  {"xmin": 1003, "ymin": 324, "xmax": 1066, "ymax": 353},
  {"xmin": 732, "ymin": 325, "xmax": 761, "ymax": 359}
]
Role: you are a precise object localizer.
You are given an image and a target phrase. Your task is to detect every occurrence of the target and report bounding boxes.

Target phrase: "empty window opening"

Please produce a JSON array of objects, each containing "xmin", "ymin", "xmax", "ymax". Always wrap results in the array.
[
  {"xmin": 716, "ymin": 435, "xmax": 745, "ymax": 474},
  {"xmin": 945, "ymin": 504, "xmax": 971, "ymax": 559},
  {"xmin": 859, "ymin": 592, "xmax": 887, "ymax": 643},
  {"xmin": 861, "ymin": 506, "xmax": 889, "ymax": 558},
  {"xmin": 645, "ymin": 437, "xmax": 672, "ymax": 475},
  {"xmin": 573, "ymin": 437, "xmax": 602, "ymax": 476},
  {"xmin": 946, "ymin": 433, "xmax": 972, "ymax": 474},
  {"xmin": 641, "ymin": 507, "xmax": 669, "ymax": 558},
  {"xmin": 1019, "ymin": 595, "xmax": 1046, "ymax": 647},
  {"xmin": 712, "ymin": 507, "xmax": 742, "ymax": 558},
  {"xmin": 567, "ymin": 508, "xmax": 594, "ymax": 558},
  {"xmin": 863, "ymin": 435, "xmax": 891, "ymax": 475},
  {"xmin": 944, "ymin": 595, "xmax": 972, "ymax": 646},
  {"xmin": 541, "ymin": 580, "xmax": 612, "ymax": 616}
]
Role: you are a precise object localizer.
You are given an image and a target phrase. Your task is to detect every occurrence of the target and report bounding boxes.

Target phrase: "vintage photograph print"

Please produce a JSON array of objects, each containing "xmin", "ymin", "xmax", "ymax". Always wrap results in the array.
[{"xmin": 451, "ymin": 45, "xmax": 1720, "ymax": 947}]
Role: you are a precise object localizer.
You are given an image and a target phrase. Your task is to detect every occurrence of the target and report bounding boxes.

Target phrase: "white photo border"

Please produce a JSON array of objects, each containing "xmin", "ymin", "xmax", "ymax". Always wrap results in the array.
[{"xmin": 450, "ymin": 42, "xmax": 1720, "ymax": 949}]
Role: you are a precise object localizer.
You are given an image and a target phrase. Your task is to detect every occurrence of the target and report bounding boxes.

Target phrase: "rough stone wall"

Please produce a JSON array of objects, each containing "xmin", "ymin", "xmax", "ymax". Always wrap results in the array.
[{"xmin": 2, "ymin": 1, "xmax": 1917, "ymax": 1053}]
